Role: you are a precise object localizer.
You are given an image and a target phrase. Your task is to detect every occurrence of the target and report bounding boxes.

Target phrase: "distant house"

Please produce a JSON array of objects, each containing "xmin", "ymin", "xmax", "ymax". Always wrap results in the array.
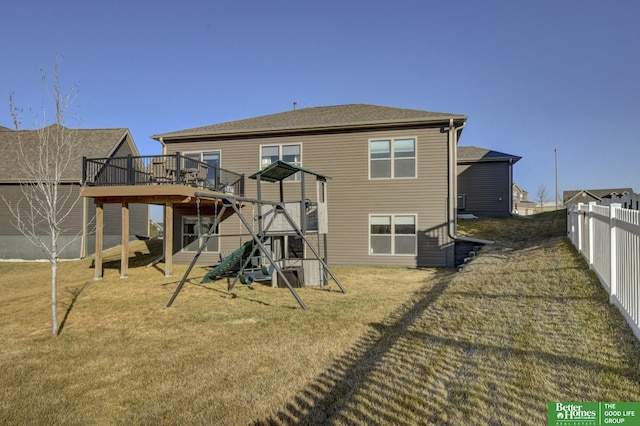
[
  {"xmin": 456, "ymin": 146, "xmax": 521, "ymax": 217},
  {"xmin": 512, "ymin": 183, "xmax": 537, "ymax": 215},
  {"xmin": 0, "ymin": 125, "xmax": 149, "ymax": 260},
  {"xmin": 563, "ymin": 188, "xmax": 634, "ymax": 206},
  {"xmin": 140, "ymin": 104, "xmax": 470, "ymax": 268}
]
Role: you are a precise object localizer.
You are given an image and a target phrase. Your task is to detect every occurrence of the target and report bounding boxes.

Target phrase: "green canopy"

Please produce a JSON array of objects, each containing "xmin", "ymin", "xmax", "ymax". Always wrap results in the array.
[{"xmin": 248, "ymin": 160, "xmax": 331, "ymax": 183}]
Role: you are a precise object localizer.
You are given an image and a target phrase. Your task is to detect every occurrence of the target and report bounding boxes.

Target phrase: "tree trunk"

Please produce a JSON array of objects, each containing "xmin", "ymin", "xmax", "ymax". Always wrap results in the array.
[{"xmin": 51, "ymin": 259, "xmax": 58, "ymax": 336}]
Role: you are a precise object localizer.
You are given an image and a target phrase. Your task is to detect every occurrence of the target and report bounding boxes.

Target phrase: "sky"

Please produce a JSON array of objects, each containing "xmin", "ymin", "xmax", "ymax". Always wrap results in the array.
[{"xmin": 2, "ymin": 0, "xmax": 639, "ymax": 203}]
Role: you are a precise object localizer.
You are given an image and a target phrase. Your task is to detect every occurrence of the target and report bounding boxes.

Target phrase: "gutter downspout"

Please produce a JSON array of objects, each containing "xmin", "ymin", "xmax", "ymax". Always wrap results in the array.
[
  {"xmin": 448, "ymin": 119, "xmax": 463, "ymax": 240},
  {"xmin": 509, "ymin": 158, "xmax": 514, "ymax": 215},
  {"xmin": 447, "ymin": 119, "xmax": 494, "ymax": 245}
]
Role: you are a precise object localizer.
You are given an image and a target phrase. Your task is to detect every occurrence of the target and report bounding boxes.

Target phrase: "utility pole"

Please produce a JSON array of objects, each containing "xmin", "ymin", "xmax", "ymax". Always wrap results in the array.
[{"xmin": 555, "ymin": 148, "xmax": 558, "ymax": 210}]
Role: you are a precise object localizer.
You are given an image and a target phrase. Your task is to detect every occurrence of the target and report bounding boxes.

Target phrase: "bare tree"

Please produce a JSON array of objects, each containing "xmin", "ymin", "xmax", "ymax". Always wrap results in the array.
[
  {"xmin": 3, "ymin": 59, "xmax": 82, "ymax": 336},
  {"xmin": 536, "ymin": 184, "xmax": 549, "ymax": 212}
]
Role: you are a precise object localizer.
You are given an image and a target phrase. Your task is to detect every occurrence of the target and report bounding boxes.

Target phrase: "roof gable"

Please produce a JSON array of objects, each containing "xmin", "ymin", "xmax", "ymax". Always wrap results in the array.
[
  {"xmin": 457, "ymin": 146, "xmax": 522, "ymax": 163},
  {"xmin": 0, "ymin": 125, "xmax": 132, "ymax": 182},
  {"xmin": 153, "ymin": 104, "xmax": 467, "ymax": 140}
]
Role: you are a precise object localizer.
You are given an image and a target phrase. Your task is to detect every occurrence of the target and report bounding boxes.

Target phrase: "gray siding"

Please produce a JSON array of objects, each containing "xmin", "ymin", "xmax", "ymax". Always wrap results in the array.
[
  {"xmin": 0, "ymin": 183, "xmax": 85, "ymax": 259},
  {"xmin": 165, "ymin": 125, "xmax": 454, "ymax": 267},
  {"xmin": 457, "ymin": 162, "xmax": 511, "ymax": 217},
  {"xmin": 0, "ymin": 183, "xmax": 149, "ymax": 259}
]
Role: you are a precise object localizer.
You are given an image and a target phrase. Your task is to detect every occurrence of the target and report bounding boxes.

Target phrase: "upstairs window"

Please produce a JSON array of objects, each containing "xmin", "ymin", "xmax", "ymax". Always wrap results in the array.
[
  {"xmin": 184, "ymin": 151, "xmax": 221, "ymax": 187},
  {"xmin": 261, "ymin": 144, "xmax": 301, "ymax": 181},
  {"xmin": 369, "ymin": 138, "xmax": 416, "ymax": 179}
]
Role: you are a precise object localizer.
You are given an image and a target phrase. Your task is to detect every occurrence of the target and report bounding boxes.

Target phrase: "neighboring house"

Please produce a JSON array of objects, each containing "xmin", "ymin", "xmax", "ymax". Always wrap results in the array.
[
  {"xmin": 456, "ymin": 146, "xmax": 521, "ymax": 217},
  {"xmin": 0, "ymin": 125, "xmax": 149, "ymax": 260},
  {"xmin": 512, "ymin": 183, "xmax": 537, "ymax": 215},
  {"xmin": 599, "ymin": 192, "xmax": 640, "ymax": 210},
  {"xmin": 151, "ymin": 104, "xmax": 470, "ymax": 268},
  {"xmin": 563, "ymin": 188, "xmax": 634, "ymax": 206}
]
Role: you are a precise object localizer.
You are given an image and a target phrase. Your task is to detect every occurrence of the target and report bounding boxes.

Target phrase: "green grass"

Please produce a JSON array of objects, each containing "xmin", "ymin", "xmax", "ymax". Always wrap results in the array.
[{"xmin": 1, "ymin": 210, "xmax": 639, "ymax": 425}]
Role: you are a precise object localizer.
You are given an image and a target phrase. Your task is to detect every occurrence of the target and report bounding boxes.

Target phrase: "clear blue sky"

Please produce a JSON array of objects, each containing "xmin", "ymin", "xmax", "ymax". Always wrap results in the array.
[{"xmin": 2, "ymin": 0, "xmax": 639, "ymax": 201}]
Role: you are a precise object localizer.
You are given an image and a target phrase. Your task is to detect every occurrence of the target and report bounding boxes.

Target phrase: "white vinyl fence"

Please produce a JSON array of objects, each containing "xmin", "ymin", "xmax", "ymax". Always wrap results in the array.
[{"xmin": 567, "ymin": 202, "xmax": 640, "ymax": 342}]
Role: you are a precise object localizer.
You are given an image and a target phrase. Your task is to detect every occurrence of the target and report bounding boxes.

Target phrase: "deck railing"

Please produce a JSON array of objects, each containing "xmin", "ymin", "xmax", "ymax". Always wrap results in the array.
[
  {"xmin": 567, "ymin": 202, "xmax": 640, "ymax": 342},
  {"xmin": 82, "ymin": 153, "xmax": 244, "ymax": 196}
]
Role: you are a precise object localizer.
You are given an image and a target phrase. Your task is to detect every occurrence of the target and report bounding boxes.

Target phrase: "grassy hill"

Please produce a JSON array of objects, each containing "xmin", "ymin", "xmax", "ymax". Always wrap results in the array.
[{"xmin": 1, "ymin": 210, "xmax": 638, "ymax": 424}]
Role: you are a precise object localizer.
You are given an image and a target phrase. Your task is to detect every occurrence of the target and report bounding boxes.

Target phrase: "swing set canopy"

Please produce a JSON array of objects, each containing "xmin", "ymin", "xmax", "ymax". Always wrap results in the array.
[{"xmin": 248, "ymin": 160, "xmax": 331, "ymax": 183}]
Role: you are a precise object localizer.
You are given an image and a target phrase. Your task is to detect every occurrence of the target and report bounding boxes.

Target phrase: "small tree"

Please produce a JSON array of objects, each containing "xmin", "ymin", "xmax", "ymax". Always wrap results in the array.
[
  {"xmin": 3, "ymin": 59, "xmax": 81, "ymax": 336},
  {"xmin": 536, "ymin": 184, "xmax": 549, "ymax": 212}
]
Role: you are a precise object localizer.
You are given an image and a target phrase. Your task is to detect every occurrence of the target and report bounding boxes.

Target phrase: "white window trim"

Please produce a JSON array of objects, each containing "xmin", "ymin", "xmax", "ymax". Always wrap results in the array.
[
  {"xmin": 182, "ymin": 150, "xmax": 222, "ymax": 165},
  {"xmin": 368, "ymin": 213, "xmax": 418, "ymax": 256},
  {"xmin": 181, "ymin": 215, "xmax": 219, "ymax": 253},
  {"xmin": 259, "ymin": 143, "xmax": 303, "ymax": 182},
  {"xmin": 368, "ymin": 137, "xmax": 418, "ymax": 180}
]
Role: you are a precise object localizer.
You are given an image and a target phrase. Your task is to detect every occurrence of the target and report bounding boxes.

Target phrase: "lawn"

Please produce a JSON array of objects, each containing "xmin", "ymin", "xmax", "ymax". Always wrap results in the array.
[{"xmin": 1, "ymin": 210, "xmax": 639, "ymax": 425}]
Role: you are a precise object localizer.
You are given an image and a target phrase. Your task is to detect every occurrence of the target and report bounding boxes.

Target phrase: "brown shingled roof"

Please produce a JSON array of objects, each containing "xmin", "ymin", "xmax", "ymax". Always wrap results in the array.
[
  {"xmin": 0, "ymin": 124, "xmax": 131, "ymax": 182},
  {"xmin": 457, "ymin": 146, "xmax": 522, "ymax": 163},
  {"xmin": 152, "ymin": 104, "xmax": 467, "ymax": 140}
]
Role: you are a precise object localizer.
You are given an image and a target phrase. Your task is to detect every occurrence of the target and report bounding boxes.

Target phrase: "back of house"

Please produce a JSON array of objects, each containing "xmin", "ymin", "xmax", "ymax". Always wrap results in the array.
[{"xmin": 153, "ymin": 104, "xmax": 467, "ymax": 268}]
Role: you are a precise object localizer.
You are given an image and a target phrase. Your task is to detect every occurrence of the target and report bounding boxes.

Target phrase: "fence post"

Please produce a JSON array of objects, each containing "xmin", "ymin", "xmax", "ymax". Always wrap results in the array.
[
  {"xmin": 577, "ymin": 203, "xmax": 583, "ymax": 254},
  {"xmin": 609, "ymin": 203, "xmax": 621, "ymax": 301},
  {"xmin": 588, "ymin": 202, "xmax": 596, "ymax": 267}
]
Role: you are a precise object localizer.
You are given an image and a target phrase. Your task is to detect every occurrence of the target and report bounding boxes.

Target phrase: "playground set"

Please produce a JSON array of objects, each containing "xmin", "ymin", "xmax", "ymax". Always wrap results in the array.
[{"xmin": 166, "ymin": 160, "xmax": 345, "ymax": 309}]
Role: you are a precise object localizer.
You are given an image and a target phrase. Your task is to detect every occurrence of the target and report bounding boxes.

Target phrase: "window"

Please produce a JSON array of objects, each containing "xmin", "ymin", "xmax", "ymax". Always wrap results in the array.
[
  {"xmin": 287, "ymin": 235, "xmax": 304, "ymax": 259},
  {"xmin": 182, "ymin": 216, "xmax": 219, "ymax": 252},
  {"xmin": 370, "ymin": 214, "xmax": 416, "ymax": 255},
  {"xmin": 261, "ymin": 144, "xmax": 301, "ymax": 181},
  {"xmin": 369, "ymin": 138, "xmax": 416, "ymax": 179},
  {"xmin": 184, "ymin": 151, "xmax": 221, "ymax": 187}
]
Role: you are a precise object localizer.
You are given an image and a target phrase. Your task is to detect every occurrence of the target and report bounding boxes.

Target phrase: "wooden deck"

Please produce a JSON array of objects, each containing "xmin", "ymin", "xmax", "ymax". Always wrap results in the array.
[
  {"xmin": 81, "ymin": 184, "xmax": 241, "ymax": 280},
  {"xmin": 81, "ymin": 184, "xmax": 235, "ymax": 205}
]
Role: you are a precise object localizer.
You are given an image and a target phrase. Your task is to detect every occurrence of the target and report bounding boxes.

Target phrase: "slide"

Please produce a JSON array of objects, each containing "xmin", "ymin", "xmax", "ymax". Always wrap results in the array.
[{"xmin": 201, "ymin": 241, "xmax": 254, "ymax": 283}]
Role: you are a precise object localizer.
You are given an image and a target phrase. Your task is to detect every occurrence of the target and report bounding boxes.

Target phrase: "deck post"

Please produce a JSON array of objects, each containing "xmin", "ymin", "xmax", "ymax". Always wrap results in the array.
[
  {"xmin": 165, "ymin": 203, "xmax": 173, "ymax": 277},
  {"xmin": 94, "ymin": 202, "xmax": 104, "ymax": 280},
  {"xmin": 121, "ymin": 202, "xmax": 129, "ymax": 278}
]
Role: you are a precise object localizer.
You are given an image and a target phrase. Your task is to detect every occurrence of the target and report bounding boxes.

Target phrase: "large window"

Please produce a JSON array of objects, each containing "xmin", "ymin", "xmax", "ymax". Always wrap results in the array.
[
  {"xmin": 369, "ymin": 138, "xmax": 416, "ymax": 179},
  {"xmin": 370, "ymin": 214, "xmax": 416, "ymax": 255},
  {"xmin": 182, "ymin": 216, "xmax": 219, "ymax": 252},
  {"xmin": 261, "ymin": 144, "xmax": 301, "ymax": 181}
]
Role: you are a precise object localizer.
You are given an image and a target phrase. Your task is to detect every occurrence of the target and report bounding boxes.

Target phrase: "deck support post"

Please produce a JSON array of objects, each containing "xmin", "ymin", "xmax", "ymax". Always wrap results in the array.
[
  {"xmin": 94, "ymin": 202, "xmax": 104, "ymax": 280},
  {"xmin": 121, "ymin": 202, "xmax": 129, "ymax": 278},
  {"xmin": 164, "ymin": 203, "xmax": 173, "ymax": 277}
]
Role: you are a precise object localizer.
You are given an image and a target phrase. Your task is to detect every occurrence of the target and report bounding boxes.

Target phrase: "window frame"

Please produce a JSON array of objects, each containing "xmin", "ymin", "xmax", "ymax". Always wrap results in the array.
[
  {"xmin": 259, "ymin": 143, "xmax": 302, "ymax": 182},
  {"xmin": 368, "ymin": 137, "xmax": 417, "ymax": 180},
  {"xmin": 368, "ymin": 214, "xmax": 417, "ymax": 256},
  {"xmin": 181, "ymin": 215, "xmax": 219, "ymax": 253},
  {"xmin": 182, "ymin": 150, "xmax": 222, "ymax": 187}
]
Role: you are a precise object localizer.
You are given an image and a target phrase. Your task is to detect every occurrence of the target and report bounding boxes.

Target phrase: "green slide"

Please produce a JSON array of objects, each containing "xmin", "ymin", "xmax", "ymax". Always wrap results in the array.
[{"xmin": 201, "ymin": 241, "xmax": 254, "ymax": 283}]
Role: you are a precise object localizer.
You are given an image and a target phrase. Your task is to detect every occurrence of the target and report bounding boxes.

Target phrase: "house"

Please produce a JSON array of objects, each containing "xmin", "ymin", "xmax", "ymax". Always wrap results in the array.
[
  {"xmin": 512, "ymin": 183, "xmax": 537, "ymax": 215},
  {"xmin": 456, "ymin": 146, "xmax": 521, "ymax": 217},
  {"xmin": 147, "ymin": 104, "xmax": 470, "ymax": 268},
  {"xmin": 0, "ymin": 125, "xmax": 149, "ymax": 260},
  {"xmin": 563, "ymin": 188, "xmax": 634, "ymax": 206}
]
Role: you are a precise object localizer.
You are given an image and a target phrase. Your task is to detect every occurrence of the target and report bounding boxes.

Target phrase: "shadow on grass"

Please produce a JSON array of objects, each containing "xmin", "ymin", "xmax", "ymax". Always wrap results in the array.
[
  {"xmin": 89, "ymin": 240, "xmax": 164, "ymax": 270},
  {"xmin": 58, "ymin": 282, "xmax": 89, "ymax": 335},
  {"xmin": 253, "ymin": 211, "xmax": 640, "ymax": 424},
  {"xmin": 252, "ymin": 270, "xmax": 456, "ymax": 425}
]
